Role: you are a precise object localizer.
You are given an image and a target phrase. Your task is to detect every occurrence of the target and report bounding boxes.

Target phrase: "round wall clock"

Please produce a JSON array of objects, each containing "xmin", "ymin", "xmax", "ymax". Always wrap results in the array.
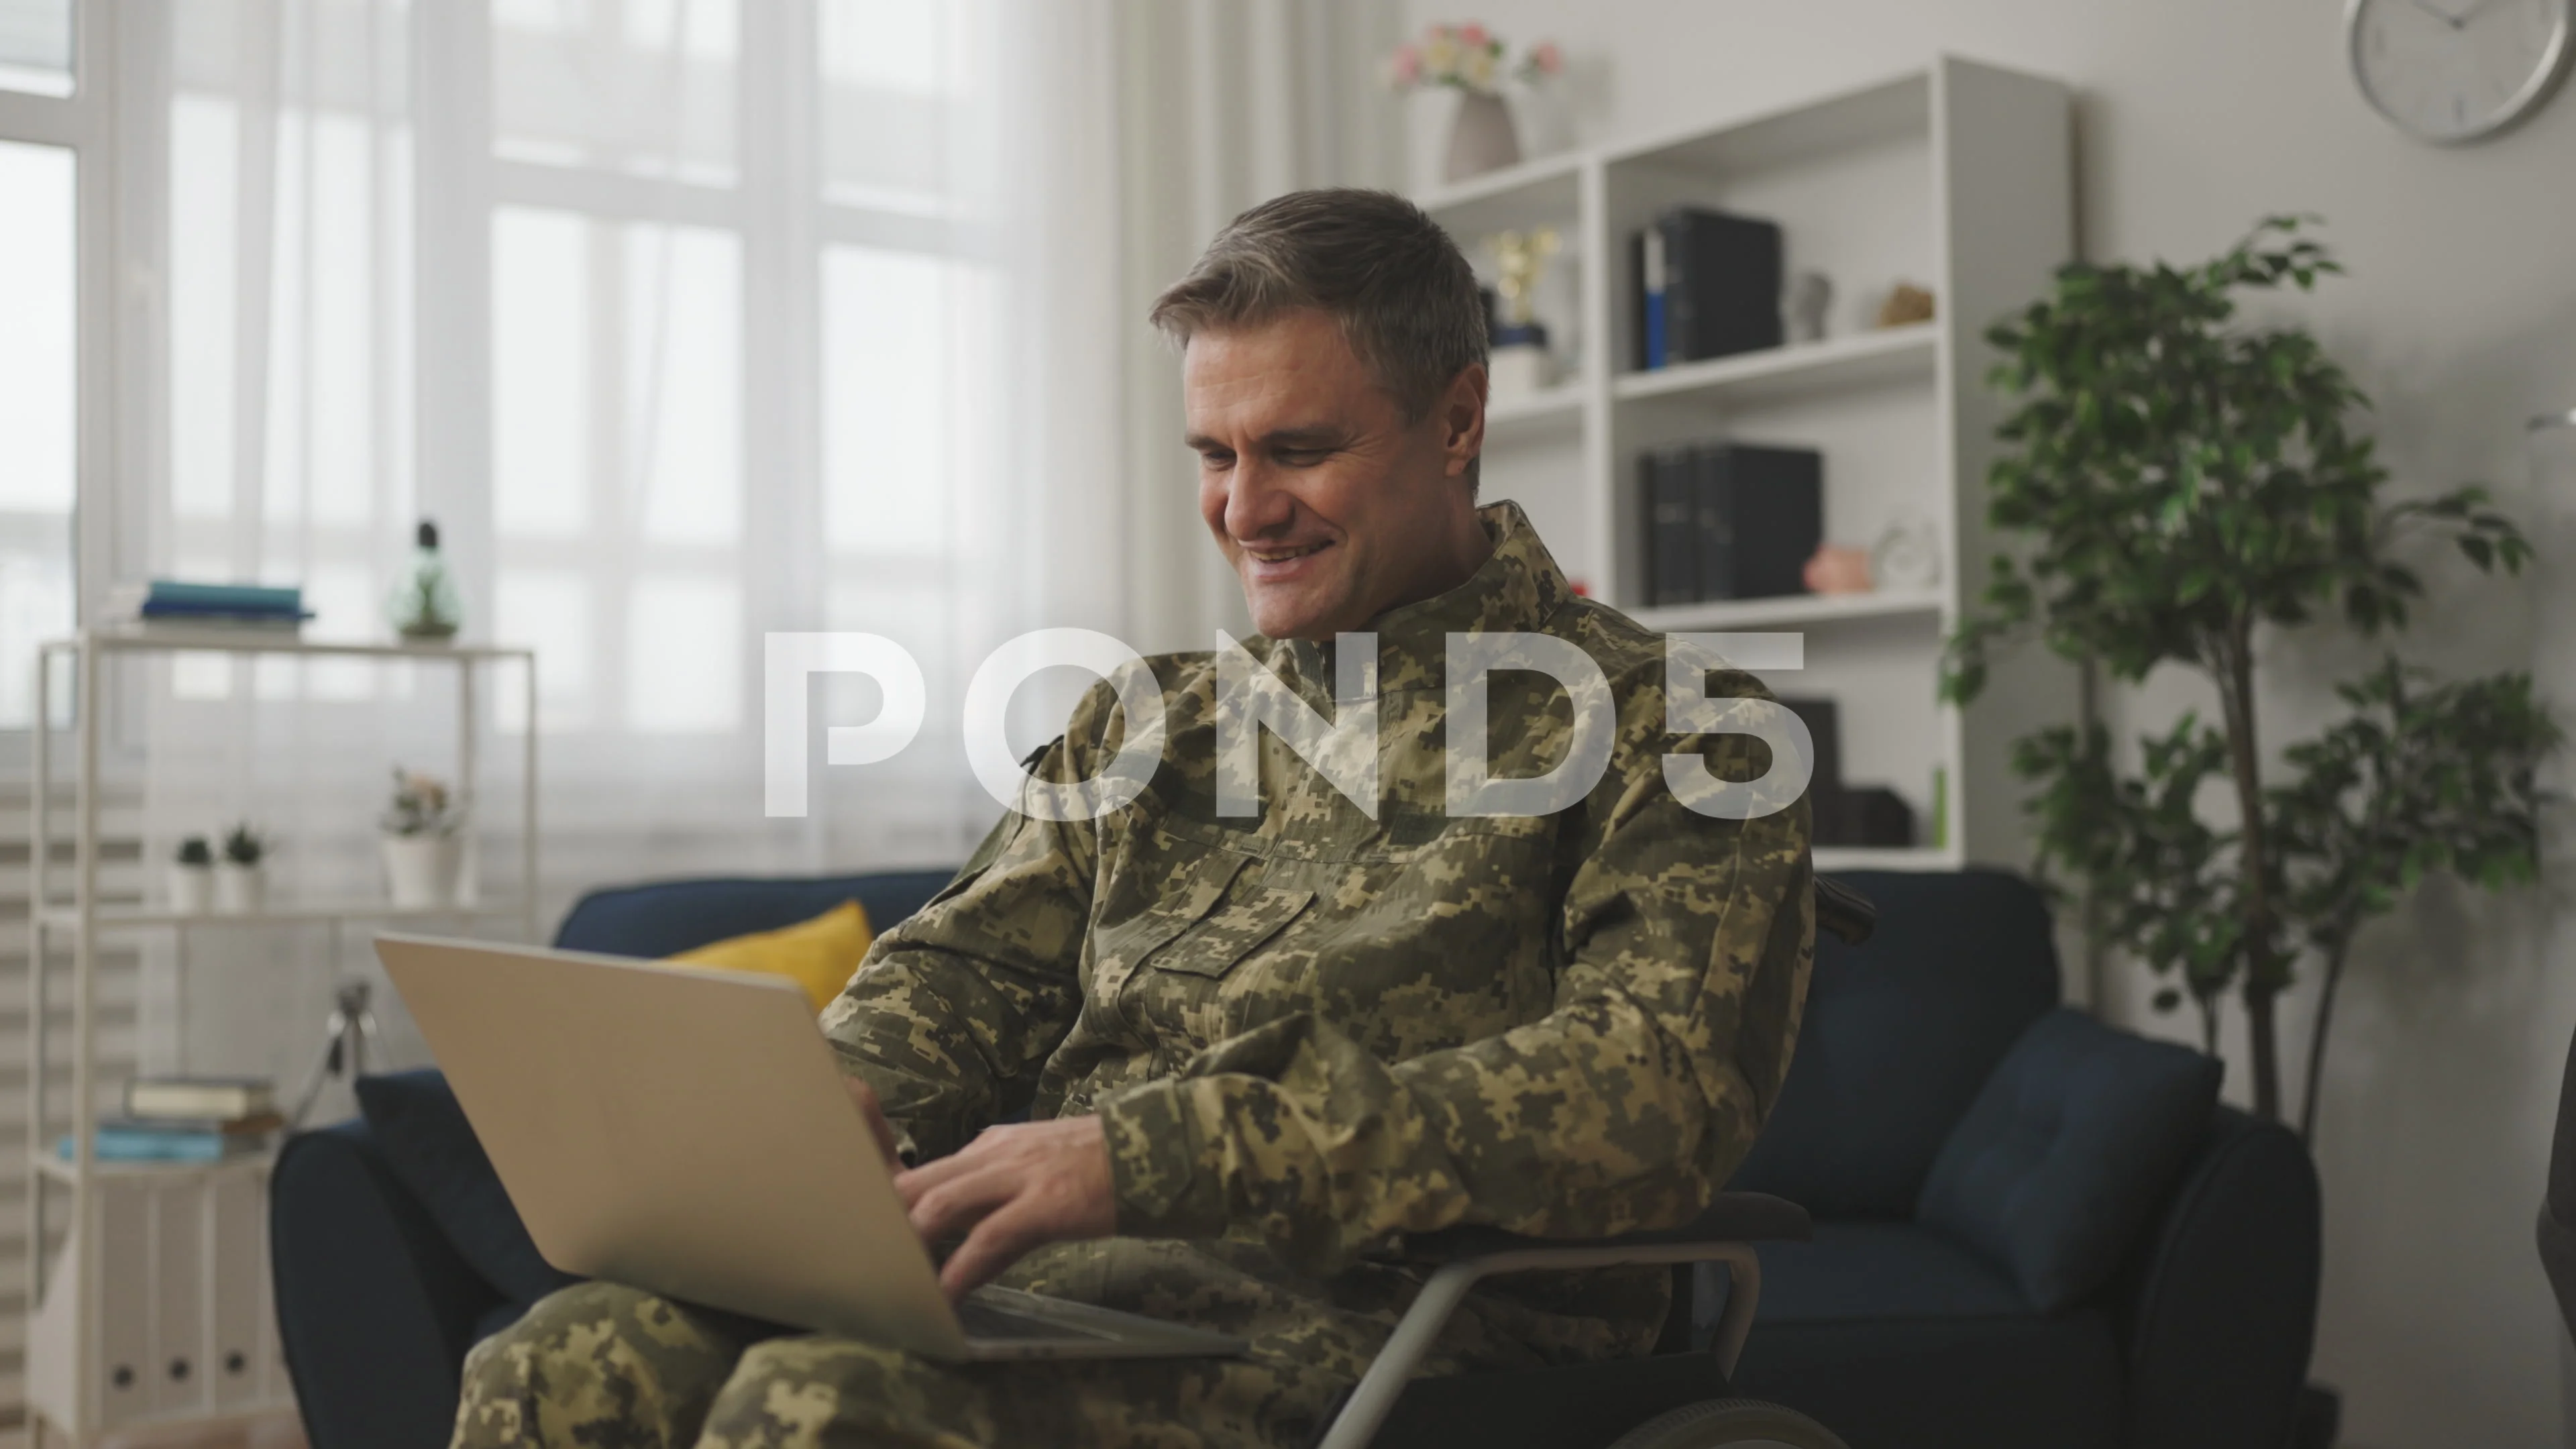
[{"xmin": 2346, "ymin": 0, "xmax": 2575, "ymax": 143}]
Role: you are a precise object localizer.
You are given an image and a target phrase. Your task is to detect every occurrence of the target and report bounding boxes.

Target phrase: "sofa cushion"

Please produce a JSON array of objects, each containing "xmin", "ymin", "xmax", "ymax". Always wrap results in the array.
[
  {"xmin": 552, "ymin": 871, "xmax": 954, "ymax": 957},
  {"xmin": 671, "ymin": 900, "xmax": 876, "ymax": 1012},
  {"xmin": 354, "ymin": 1070, "xmax": 574, "ymax": 1307},
  {"xmin": 1917, "ymin": 1007, "xmax": 2222, "ymax": 1311},
  {"xmin": 1728, "ymin": 869, "xmax": 2061, "ymax": 1218}
]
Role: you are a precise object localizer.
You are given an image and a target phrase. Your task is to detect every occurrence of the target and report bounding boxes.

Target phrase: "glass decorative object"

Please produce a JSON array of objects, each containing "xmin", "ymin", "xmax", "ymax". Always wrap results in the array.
[{"xmin": 388, "ymin": 519, "xmax": 464, "ymax": 641}]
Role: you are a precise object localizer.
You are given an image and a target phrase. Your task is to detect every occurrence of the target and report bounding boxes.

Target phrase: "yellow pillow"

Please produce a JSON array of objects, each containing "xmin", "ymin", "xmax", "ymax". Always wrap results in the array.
[{"xmin": 670, "ymin": 900, "xmax": 874, "ymax": 1013}]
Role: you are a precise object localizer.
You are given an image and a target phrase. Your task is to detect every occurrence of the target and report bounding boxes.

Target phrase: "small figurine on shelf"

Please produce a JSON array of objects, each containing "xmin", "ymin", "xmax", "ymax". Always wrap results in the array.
[
  {"xmin": 380, "ymin": 767, "xmax": 465, "ymax": 909},
  {"xmin": 1875, "ymin": 282, "xmax": 1936, "ymax": 329},
  {"xmin": 1872, "ymin": 513, "xmax": 1942, "ymax": 590},
  {"xmin": 215, "ymin": 824, "xmax": 266, "ymax": 914},
  {"xmin": 170, "ymin": 835, "xmax": 215, "ymax": 914},
  {"xmin": 1785, "ymin": 271, "xmax": 1835, "ymax": 344},
  {"xmin": 1485, "ymin": 226, "xmax": 1562, "ymax": 403},
  {"xmin": 388, "ymin": 519, "xmax": 464, "ymax": 643},
  {"xmin": 1803, "ymin": 545, "xmax": 1874, "ymax": 596}
]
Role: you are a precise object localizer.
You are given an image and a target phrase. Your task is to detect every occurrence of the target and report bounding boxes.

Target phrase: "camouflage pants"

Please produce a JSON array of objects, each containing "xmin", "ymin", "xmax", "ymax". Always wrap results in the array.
[{"xmin": 451, "ymin": 1236, "xmax": 1575, "ymax": 1449}]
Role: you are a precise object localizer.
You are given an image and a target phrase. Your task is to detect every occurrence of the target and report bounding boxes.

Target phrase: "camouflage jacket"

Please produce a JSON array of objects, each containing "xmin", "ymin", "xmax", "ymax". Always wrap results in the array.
[{"xmin": 822, "ymin": 501, "xmax": 1813, "ymax": 1354}]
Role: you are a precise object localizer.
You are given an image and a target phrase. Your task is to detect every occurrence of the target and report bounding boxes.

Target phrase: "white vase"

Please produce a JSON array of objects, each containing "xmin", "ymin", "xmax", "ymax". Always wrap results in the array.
[
  {"xmin": 1444, "ymin": 91, "xmax": 1521, "ymax": 183},
  {"xmin": 213, "ymin": 863, "xmax": 265, "ymax": 915},
  {"xmin": 168, "ymin": 863, "xmax": 214, "ymax": 915},
  {"xmin": 381, "ymin": 833, "xmax": 463, "ymax": 910},
  {"xmin": 1488, "ymin": 341, "xmax": 1555, "ymax": 402}
]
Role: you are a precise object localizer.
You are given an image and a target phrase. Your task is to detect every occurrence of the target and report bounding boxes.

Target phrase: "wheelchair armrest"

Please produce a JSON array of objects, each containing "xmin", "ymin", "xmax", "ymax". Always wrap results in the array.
[
  {"xmin": 1397, "ymin": 1192, "xmax": 1813, "ymax": 1264},
  {"xmin": 1319, "ymin": 1195, "xmax": 1810, "ymax": 1449}
]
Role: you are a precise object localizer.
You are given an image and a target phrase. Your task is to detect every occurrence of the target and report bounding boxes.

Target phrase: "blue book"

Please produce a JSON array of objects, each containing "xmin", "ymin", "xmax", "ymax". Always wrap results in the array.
[
  {"xmin": 137, "ymin": 600, "xmax": 313, "ymax": 621},
  {"xmin": 1640, "ymin": 227, "xmax": 1668, "ymax": 370},
  {"xmin": 146, "ymin": 580, "xmax": 304, "ymax": 613},
  {"xmin": 58, "ymin": 1119, "xmax": 268, "ymax": 1163}
]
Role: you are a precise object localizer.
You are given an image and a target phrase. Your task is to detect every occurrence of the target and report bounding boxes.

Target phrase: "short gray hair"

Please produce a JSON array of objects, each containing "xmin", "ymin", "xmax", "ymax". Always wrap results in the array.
[{"xmin": 1149, "ymin": 188, "xmax": 1488, "ymax": 423}]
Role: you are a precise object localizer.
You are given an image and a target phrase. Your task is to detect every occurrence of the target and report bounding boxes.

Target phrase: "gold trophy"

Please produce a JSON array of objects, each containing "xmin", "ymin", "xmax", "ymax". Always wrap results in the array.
[{"xmin": 1485, "ymin": 226, "xmax": 1560, "ymax": 402}]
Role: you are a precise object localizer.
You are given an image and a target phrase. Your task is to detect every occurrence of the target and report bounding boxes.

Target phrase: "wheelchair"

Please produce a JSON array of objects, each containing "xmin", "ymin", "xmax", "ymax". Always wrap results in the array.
[{"xmin": 1307, "ymin": 876, "xmax": 1878, "ymax": 1449}]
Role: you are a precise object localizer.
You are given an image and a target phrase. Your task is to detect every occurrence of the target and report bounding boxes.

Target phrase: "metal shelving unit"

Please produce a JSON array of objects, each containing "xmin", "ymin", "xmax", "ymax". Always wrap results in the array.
[{"xmin": 22, "ymin": 629, "xmax": 539, "ymax": 1444}]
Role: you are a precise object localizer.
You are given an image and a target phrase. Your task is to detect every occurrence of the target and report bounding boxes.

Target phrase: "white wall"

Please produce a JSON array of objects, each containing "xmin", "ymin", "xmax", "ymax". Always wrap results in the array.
[{"xmin": 1387, "ymin": 2, "xmax": 2576, "ymax": 1444}]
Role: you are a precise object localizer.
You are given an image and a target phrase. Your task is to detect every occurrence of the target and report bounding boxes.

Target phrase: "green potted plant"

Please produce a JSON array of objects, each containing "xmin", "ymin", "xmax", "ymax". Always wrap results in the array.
[
  {"xmin": 1945, "ymin": 217, "xmax": 2559, "ymax": 1132},
  {"xmin": 215, "ymin": 823, "xmax": 268, "ymax": 914},
  {"xmin": 169, "ymin": 835, "xmax": 215, "ymax": 915},
  {"xmin": 380, "ymin": 767, "xmax": 464, "ymax": 909}
]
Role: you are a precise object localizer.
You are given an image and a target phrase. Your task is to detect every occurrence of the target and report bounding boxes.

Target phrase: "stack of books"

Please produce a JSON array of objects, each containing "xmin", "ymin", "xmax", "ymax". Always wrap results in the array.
[
  {"xmin": 58, "ymin": 1077, "xmax": 281, "ymax": 1164},
  {"xmin": 105, "ymin": 580, "xmax": 313, "ymax": 633}
]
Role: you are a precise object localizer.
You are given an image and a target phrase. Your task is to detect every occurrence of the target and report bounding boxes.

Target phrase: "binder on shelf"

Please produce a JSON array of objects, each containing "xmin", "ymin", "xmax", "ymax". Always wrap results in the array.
[
  {"xmin": 1777, "ymin": 694, "xmax": 1919, "ymax": 847},
  {"xmin": 210, "ymin": 1172, "xmax": 270, "ymax": 1409},
  {"xmin": 1632, "ymin": 227, "xmax": 1670, "ymax": 371},
  {"xmin": 1642, "ymin": 447, "xmax": 1699, "ymax": 606},
  {"xmin": 1633, "ymin": 207, "xmax": 1782, "ymax": 368},
  {"xmin": 151, "ymin": 1181, "xmax": 209, "ymax": 1417},
  {"xmin": 1690, "ymin": 447, "xmax": 1738, "ymax": 601},
  {"xmin": 1776, "ymin": 696, "xmax": 1844, "ymax": 808},
  {"xmin": 98, "ymin": 1186, "xmax": 152, "ymax": 1428},
  {"xmin": 1640, "ymin": 441, "xmax": 1823, "ymax": 604},
  {"xmin": 1702, "ymin": 443, "xmax": 1821, "ymax": 600}
]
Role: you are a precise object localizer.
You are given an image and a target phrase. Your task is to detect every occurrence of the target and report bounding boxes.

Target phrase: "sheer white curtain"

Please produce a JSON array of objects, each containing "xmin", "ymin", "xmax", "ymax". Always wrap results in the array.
[
  {"xmin": 468, "ymin": 0, "xmax": 1130, "ymax": 882},
  {"xmin": 105, "ymin": 0, "xmax": 1398, "ymax": 1085},
  {"xmin": 1108, "ymin": 0, "xmax": 1405, "ymax": 655},
  {"xmin": 117, "ymin": 0, "xmax": 1129, "ymax": 1085}
]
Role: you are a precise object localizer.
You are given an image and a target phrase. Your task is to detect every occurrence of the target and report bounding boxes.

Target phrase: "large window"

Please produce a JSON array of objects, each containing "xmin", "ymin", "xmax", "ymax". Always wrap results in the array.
[
  {"xmin": 0, "ymin": 0, "xmax": 72, "ymax": 97},
  {"xmin": 0, "ymin": 139, "xmax": 76, "ymax": 725},
  {"xmin": 486, "ymin": 0, "xmax": 998, "ymax": 757},
  {"xmin": 0, "ymin": 0, "xmax": 85, "ymax": 727}
]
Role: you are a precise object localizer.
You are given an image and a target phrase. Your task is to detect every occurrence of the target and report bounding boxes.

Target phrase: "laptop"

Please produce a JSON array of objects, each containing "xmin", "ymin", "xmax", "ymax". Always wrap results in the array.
[{"xmin": 374, "ymin": 931, "xmax": 1246, "ymax": 1362}]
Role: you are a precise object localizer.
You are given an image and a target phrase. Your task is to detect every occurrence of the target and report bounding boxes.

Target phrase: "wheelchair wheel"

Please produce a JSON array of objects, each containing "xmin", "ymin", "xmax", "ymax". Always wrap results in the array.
[{"xmin": 1601, "ymin": 1397, "xmax": 1849, "ymax": 1449}]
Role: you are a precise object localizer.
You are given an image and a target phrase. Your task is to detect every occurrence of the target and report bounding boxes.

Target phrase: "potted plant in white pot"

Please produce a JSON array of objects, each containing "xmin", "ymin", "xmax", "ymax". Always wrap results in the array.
[
  {"xmin": 380, "ymin": 767, "xmax": 464, "ymax": 909},
  {"xmin": 215, "ymin": 824, "xmax": 267, "ymax": 914},
  {"xmin": 170, "ymin": 835, "xmax": 214, "ymax": 914}
]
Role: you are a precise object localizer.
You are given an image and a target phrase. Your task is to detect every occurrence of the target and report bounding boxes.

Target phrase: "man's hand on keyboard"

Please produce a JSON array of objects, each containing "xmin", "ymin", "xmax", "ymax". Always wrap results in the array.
[{"xmin": 894, "ymin": 1115, "xmax": 1117, "ymax": 1300}]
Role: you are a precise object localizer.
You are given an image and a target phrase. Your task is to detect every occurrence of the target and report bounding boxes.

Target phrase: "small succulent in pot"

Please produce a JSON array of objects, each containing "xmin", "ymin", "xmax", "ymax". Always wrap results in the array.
[
  {"xmin": 169, "ymin": 835, "xmax": 217, "ymax": 914},
  {"xmin": 215, "ymin": 823, "xmax": 268, "ymax": 914},
  {"xmin": 381, "ymin": 768, "xmax": 466, "ymax": 909},
  {"xmin": 382, "ymin": 768, "xmax": 463, "ymax": 837}
]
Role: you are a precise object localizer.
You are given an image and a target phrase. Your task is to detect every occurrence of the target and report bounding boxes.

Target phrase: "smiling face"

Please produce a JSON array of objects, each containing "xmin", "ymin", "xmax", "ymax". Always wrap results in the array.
[{"xmin": 1185, "ymin": 309, "xmax": 1492, "ymax": 641}]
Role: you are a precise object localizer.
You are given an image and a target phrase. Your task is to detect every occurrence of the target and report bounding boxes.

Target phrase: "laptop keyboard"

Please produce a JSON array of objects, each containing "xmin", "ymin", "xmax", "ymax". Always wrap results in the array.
[{"xmin": 957, "ymin": 1297, "xmax": 1106, "ymax": 1342}]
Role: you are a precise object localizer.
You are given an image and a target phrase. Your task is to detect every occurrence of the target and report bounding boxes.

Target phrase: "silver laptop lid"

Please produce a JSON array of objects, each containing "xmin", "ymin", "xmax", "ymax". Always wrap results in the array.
[{"xmin": 374, "ymin": 932, "xmax": 969, "ymax": 1357}]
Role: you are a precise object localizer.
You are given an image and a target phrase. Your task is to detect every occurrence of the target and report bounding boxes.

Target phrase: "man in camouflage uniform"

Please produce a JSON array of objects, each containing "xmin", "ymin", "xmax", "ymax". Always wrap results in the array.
[{"xmin": 455, "ymin": 188, "xmax": 1813, "ymax": 1449}]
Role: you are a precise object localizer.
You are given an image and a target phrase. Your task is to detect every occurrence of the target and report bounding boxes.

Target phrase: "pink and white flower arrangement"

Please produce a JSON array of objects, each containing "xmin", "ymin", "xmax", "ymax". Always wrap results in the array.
[{"xmin": 1383, "ymin": 23, "xmax": 1563, "ymax": 98}]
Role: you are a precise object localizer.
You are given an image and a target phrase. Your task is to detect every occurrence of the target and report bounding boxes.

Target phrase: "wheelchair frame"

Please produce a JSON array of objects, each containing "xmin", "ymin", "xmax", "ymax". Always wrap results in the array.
[{"xmin": 1317, "ymin": 1234, "xmax": 1770, "ymax": 1449}]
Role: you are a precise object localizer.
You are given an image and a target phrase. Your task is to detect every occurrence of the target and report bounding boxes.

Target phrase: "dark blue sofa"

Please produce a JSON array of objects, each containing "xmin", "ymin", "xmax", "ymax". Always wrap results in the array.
[{"xmin": 271, "ymin": 868, "xmax": 2318, "ymax": 1449}]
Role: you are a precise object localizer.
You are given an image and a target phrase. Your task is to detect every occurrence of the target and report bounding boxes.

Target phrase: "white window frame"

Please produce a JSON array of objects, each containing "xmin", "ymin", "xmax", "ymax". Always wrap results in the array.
[
  {"xmin": 431, "ymin": 0, "xmax": 985, "ymax": 755},
  {"xmin": 0, "ymin": 0, "xmax": 116, "ymax": 755}
]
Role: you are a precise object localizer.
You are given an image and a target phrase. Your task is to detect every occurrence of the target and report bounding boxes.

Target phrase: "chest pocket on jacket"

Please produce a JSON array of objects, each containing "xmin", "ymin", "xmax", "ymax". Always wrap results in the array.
[
  {"xmin": 1092, "ymin": 853, "xmax": 1249, "ymax": 983},
  {"xmin": 1142, "ymin": 885, "xmax": 1316, "ymax": 979}
]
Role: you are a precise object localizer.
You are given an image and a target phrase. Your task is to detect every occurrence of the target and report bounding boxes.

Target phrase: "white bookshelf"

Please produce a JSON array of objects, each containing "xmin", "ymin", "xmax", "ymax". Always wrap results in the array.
[
  {"xmin": 1421, "ymin": 55, "xmax": 2080, "ymax": 871},
  {"xmin": 22, "ymin": 631, "xmax": 541, "ymax": 1443}
]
